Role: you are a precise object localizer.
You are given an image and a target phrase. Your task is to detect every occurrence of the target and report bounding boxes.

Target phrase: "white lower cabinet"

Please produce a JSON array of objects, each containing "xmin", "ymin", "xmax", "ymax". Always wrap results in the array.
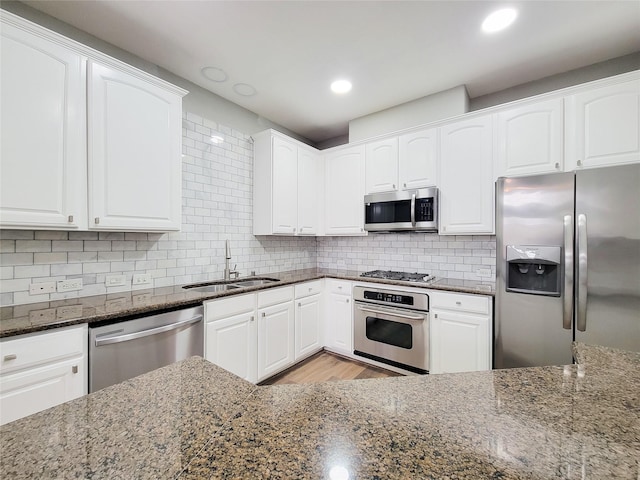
[
  {"xmin": 323, "ymin": 279, "xmax": 353, "ymax": 355},
  {"xmin": 257, "ymin": 287, "xmax": 295, "ymax": 382},
  {"xmin": 429, "ymin": 292, "xmax": 492, "ymax": 374},
  {"xmin": 0, "ymin": 324, "xmax": 87, "ymax": 425},
  {"xmin": 294, "ymin": 281, "xmax": 323, "ymax": 361},
  {"xmin": 204, "ymin": 293, "xmax": 257, "ymax": 383}
]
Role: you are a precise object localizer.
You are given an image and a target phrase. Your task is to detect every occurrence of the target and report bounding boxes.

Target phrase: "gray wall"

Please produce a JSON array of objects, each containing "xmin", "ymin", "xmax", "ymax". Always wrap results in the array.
[
  {"xmin": 470, "ymin": 52, "xmax": 640, "ymax": 111},
  {"xmin": 348, "ymin": 85, "xmax": 469, "ymax": 142}
]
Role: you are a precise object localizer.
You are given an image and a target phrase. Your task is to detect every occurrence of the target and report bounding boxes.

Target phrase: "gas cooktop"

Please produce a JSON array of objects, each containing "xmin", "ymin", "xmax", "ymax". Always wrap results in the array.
[{"xmin": 360, "ymin": 270, "xmax": 436, "ymax": 283}]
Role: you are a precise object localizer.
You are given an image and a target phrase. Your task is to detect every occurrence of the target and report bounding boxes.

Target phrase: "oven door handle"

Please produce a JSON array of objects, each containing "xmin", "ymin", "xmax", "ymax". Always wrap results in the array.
[
  {"xmin": 356, "ymin": 305, "xmax": 425, "ymax": 321},
  {"xmin": 94, "ymin": 315, "xmax": 203, "ymax": 347}
]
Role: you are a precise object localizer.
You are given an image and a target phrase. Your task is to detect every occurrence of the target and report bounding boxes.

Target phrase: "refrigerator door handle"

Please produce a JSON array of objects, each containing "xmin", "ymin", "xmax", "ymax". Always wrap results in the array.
[
  {"xmin": 577, "ymin": 213, "xmax": 588, "ymax": 332},
  {"xmin": 563, "ymin": 215, "xmax": 573, "ymax": 330}
]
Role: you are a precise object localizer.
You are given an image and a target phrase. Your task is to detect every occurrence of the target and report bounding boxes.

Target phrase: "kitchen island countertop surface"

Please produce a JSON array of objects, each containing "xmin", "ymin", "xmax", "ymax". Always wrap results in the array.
[
  {"xmin": 1, "ymin": 343, "xmax": 637, "ymax": 479},
  {"xmin": 0, "ymin": 268, "xmax": 494, "ymax": 338}
]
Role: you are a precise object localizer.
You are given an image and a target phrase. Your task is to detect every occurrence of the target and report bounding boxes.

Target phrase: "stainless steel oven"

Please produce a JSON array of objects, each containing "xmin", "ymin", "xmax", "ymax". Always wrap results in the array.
[{"xmin": 353, "ymin": 286, "xmax": 429, "ymax": 374}]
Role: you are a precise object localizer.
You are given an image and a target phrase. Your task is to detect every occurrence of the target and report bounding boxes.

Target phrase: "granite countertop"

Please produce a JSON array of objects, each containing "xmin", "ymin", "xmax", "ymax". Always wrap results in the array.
[
  {"xmin": 1, "ymin": 343, "xmax": 637, "ymax": 479},
  {"xmin": 0, "ymin": 268, "xmax": 494, "ymax": 338}
]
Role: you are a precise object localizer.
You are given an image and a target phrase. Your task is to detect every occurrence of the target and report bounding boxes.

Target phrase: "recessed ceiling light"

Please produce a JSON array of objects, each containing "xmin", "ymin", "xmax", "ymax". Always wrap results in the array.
[
  {"xmin": 233, "ymin": 83, "xmax": 257, "ymax": 96},
  {"xmin": 482, "ymin": 8, "xmax": 518, "ymax": 33},
  {"xmin": 331, "ymin": 79, "xmax": 352, "ymax": 94},
  {"xmin": 201, "ymin": 66, "xmax": 228, "ymax": 82}
]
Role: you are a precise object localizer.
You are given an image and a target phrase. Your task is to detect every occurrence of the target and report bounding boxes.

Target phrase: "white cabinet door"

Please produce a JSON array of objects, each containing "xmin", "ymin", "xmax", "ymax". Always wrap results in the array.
[
  {"xmin": 297, "ymin": 147, "xmax": 321, "ymax": 235},
  {"xmin": 399, "ymin": 128, "xmax": 438, "ymax": 190},
  {"xmin": 0, "ymin": 21, "xmax": 86, "ymax": 229},
  {"xmin": 295, "ymin": 294, "xmax": 322, "ymax": 360},
  {"xmin": 365, "ymin": 138, "xmax": 399, "ymax": 194},
  {"xmin": 271, "ymin": 136, "xmax": 298, "ymax": 234},
  {"xmin": 496, "ymin": 98, "xmax": 564, "ymax": 177},
  {"xmin": 324, "ymin": 292, "xmax": 352, "ymax": 355},
  {"xmin": 0, "ymin": 357, "xmax": 85, "ymax": 425},
  {"xmin": 257, "ymin": 301, "xmax": 295, "ymax": 381},
  {"xmin": 566, "ymin": 78, "xmax": 640, "ymax": 169},
  {"xmin": 87, "ymin": 60, "xmax": 182, "ymax": 231},
  {"xmin": 439, "ymin": 115, "xmax": 494, "ymax": 235},
  {"xmin": 430, "ymin": 309, "xmax": 490, "ymax": 374},
  {"xmin": 206, "ymin": 311, "xmax": 257, "ymax": 383},
  {"xmin": 325, "ymin": 145, "xmax": 366, "ymax": 235}
]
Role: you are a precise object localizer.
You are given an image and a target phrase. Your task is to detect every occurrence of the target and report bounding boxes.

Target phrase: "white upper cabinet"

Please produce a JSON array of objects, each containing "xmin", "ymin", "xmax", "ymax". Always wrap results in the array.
[
  {"xmin": 0, "ymin": 11, "xmax": 187, "ymax": 232},
  {"xmin": 0, "ymin": 19, "xmax": 86, "ymax": 230},
  {"xmin": 398, "ymin": 128, "xmax": 438, "ymax": 190},
  {"xmin": 87, "ymin": 61, "xmax": 183, "ymax": 231},
  {"xmin": 324, "ymin": 145, "xmax": 366, "ymax": 235},
  {"xmin": 253, "ymin": 130, "xmax": 322, "ymax": 236},
  {"xmin": 565, "ymin": 77, "xmax": 640, "ymax": 170},
  {"xmin": 365, "ymin": 138, "xmax": 399, "ymax": 194},
  {"xmin": 297, "ymin": 147, "xmax": 322, "ymax": 235},
  {"xmin": 364, "ymin": 130, "xmax": 437, "ymax": 195},
  {"xmin": 439, "ymin": 115, "xmax": 494, "ymax": 235},
  {"xmin": 496, "ymin": 98, "xmax": 564, "ymax": 178}
]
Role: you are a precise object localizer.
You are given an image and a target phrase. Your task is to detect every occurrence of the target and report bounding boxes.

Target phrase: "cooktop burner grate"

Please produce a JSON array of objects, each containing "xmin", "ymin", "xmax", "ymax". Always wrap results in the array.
[{"xmin": 360, "ymin": 270, "xmax": 435, "ymax": 283}]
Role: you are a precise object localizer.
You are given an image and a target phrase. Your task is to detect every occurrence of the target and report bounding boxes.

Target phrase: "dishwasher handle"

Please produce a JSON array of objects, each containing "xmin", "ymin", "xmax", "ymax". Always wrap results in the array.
[{"xmin": 94, "ymin": 315, "xmax": 203, "ymax": 347}]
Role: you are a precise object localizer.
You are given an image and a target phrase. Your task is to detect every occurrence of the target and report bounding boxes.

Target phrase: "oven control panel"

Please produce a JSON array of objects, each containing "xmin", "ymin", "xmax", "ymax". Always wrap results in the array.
[{"xmin": 363, "ymin": 290, "xmax": 414, "ymax": 306}]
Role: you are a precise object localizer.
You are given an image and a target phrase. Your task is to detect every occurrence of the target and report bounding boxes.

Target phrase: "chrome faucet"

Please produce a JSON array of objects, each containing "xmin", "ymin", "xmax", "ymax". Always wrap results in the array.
[{"xmin": 223, "ymin": 240, "xmax": 239, "ymax": 280}]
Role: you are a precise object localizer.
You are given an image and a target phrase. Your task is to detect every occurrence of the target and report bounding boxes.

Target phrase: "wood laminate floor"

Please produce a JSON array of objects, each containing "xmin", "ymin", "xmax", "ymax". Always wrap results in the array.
[{"xmin": 261, "ymin": 351, "xmax": 402, "ymax": 385}]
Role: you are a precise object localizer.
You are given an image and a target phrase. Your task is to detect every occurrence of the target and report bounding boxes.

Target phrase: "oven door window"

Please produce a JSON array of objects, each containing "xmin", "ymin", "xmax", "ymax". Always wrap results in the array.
[{"xmin": 365, "ymin": 316, "xmax": 413, "ymax": 349}]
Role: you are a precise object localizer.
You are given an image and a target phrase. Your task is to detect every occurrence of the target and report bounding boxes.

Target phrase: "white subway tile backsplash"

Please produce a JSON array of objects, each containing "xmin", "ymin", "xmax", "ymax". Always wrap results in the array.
[{"xmin": 0, "ymin": 112, "xmax": 494, "ymax": 306}]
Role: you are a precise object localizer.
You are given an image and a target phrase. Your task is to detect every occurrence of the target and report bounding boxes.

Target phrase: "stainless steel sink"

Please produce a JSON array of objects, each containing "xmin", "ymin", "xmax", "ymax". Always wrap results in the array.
[
  {"xmin": 230, "ymin": 278, "xmax": 280, "ymax": 287},
  {"xmin": 182, "ymin": 283, "xmax": 241, "ymax": 293},
  {"xmin": 183, "ymin": 277, "xmax": 280, "ymax": 293}
]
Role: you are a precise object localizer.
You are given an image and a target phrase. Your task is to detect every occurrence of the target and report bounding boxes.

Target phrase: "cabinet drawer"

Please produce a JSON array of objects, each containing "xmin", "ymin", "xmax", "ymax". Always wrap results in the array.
[
  {"xmin": 295, "ymin": 280, "xmax": 323, "ymax": 299},
  {"xmin": 205, "ymin": 293, "xmax": 255, "ymax": 322},
  {"xmin": 257, "ymin": 286, "xmax": 294, "ymax": 308},
  {"xmin": 430, "ymin": 292, "xmax": 490, "ymax": 315},
  {"xmin": 325, "ymin": 279, "xmax": 351, "ymax": 295},
  {"xmin": 0, "ymin": 325, "xmax": 86, "ymax": 375}
]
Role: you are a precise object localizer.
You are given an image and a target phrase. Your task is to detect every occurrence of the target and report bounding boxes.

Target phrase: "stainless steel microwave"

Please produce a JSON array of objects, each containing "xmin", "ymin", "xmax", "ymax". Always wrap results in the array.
[{"xmin": 364, "ymin": 188, "xmax": 438, "ymax": 232}]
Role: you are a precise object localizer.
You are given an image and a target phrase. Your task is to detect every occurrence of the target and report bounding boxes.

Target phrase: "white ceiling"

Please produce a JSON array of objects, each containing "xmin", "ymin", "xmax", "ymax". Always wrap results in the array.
[{"xmin": 21, "ymin": 0, "xmax": 640, "ymax": 143}]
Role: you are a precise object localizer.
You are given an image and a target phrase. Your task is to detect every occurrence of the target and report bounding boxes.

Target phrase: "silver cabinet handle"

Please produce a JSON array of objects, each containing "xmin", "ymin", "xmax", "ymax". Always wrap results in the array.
[
  {"xmin": 563, "ymin": 215, "xmax": 573, "ymax": 330},
  {"xmin": 555, "ymin": 163, "xmax": 560, "ymax": 170},
  {"xmin": 298, "ymin": 302, "xmax": 301, "ymax": 307},
  {"xmin": 455, "ymin": 301, "xmax": 462, "ymax": 306},
  {"xmin": 392, "ymin": 184, "xmax": 396, "ymax": 189},
  {"xmin": 346, "ymin": 298, "xmax": 350, "ymax": 303},
  {"xmin": 3, "ymin": 354, "xmax": 17, "ymax": 361},
  {"xmin": 577, "ymin": 160, "xmax": 582, "ymax": 167},
  {"xmin": 95, "ymin": 217, "xmax": 100, "ymax": 224},
  {"xmin": 95, "ymin": 315, "xmax": 202, "ymax": 346},
  {"xmin": 250, "ymin": 316, "xmax": 255, "ymax": 322},
  {"xmin": 577, "ymin": 214, "xmax": 588, "ymax": 332},
  {"xmin": 262, "ymin": 312, "xmax": 266, "ymax": 317},
  {"xmin": 410, "ymin": 193, "xmax": 416, "ymax": 226},
  {"xmin": 403, "ymin": 183, "xmax": 407, "ymax": 188},
  {"xmin": 72, "ymin": 365, "xmax": 78, "ymax": 374},
  {"xmin": 357, "ymin": 305, "xmax": 424, "ymax": 321},
  {"xmin": 68, "ymin": 215, "xmax": 74, "ymax": 223}
]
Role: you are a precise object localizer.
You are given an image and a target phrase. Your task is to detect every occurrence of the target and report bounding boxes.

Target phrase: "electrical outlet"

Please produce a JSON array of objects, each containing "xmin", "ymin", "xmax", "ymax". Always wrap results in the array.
[
  {"xmin": 132, "ymin": 273, "xmax": 151, "ymax": 286},
  {"xmin": 476, "ymin": 268, "xmax": 493, "ymax": 278},
  {"xmin": 29, "ymin": 282, "xmax": 56, "ymax": 295},
  {"xmin": 132, "ymin": 293, "xmax": 152, "ymax": 306},
  {"xmin": 105, "ymin": 274, "xmax": 127, "ymax": 287},
  {"xmin": 106, "ymin": 298, "xmax": 127, "ymax": 311},
  {"xmin": 57, "ymin": 278, "xmax": 83, "ymax": 292}
]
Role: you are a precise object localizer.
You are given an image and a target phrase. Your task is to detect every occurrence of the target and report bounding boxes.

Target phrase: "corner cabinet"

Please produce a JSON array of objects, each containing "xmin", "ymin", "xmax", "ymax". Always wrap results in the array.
[
  {"xmin": 0, "ymin": 325, "xmax": 87, "ymax": 425},
  {"xmin": 439, "ymin": 115, "xmax": 494, "ymax": 235},
  {"xmin": 87, "ymin": 61, "xmax": 183, "ymax": 231},
  {"xmin": 0, "ymin": 11, "xmax": 187, "ymax": 232},
  {"xmin": 565, "ymin": 77, "xmax": 640, "ymax": 170},
  {"xmin": 325, "ymin": 145, "xmax": 366, "ymax": 235},
  {"xmin": 429, "ymin": 292, "xmax": 492, "ymax": 374},
  {"xmin": 253, "ymin": 130, "xmax": 322, "ymax": 236}
]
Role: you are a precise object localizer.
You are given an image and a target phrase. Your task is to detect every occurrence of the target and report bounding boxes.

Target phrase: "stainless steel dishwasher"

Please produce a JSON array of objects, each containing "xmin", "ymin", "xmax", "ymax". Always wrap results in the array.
[{"xmin": 89, "ymin": 305, "xmax": 203, "ymax": 393}]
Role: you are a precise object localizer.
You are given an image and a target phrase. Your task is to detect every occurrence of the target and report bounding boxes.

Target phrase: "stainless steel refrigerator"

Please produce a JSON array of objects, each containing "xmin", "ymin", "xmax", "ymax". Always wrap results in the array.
[{"xmin": 495, "ymin": 163, "xmax": 640, "ymax": 368}]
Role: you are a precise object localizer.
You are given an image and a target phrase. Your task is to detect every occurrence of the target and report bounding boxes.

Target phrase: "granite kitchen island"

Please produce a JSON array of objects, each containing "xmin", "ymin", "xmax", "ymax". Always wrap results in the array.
[{"xmin": 1, "ymin": 343, "xmax": 638, "ymax": 479}]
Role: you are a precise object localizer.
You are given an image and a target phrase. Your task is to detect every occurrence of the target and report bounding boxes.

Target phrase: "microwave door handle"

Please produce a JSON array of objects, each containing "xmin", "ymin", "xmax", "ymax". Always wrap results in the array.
[{"xmin": 411, "ymin": 193, "xmax": 416, "ymax": 226}]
